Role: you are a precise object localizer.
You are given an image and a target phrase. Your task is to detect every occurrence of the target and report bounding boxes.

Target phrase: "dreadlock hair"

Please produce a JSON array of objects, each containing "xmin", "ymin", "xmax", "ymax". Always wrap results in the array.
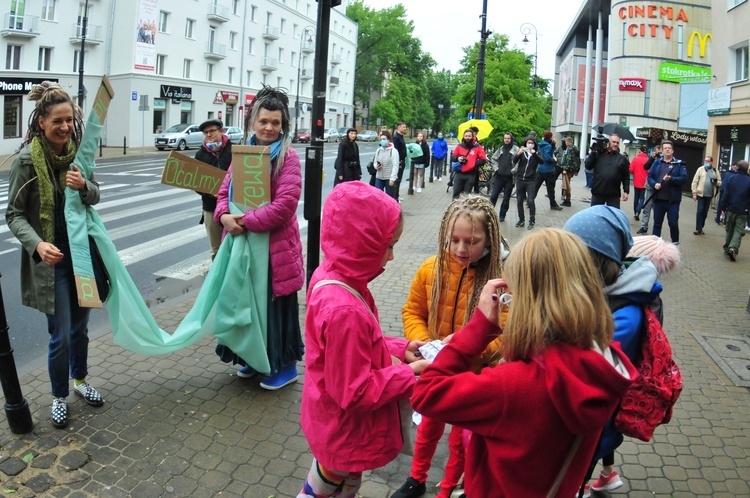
[
  {"xmin": 23, "ymin": 81, "xmax": 84, "ymax": 149},
  {"xmin": 244, "ymin": 84, "xmax": 292, "ymax": 178},
  {"xmin": 429, "ymin": 194, "xmax": 504, "ymax": 339}
]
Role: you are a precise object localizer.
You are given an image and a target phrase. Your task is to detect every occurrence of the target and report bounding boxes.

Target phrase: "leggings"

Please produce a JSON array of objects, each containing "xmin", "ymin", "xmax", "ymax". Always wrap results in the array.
[{"xmin": 297, "ymin": 458, "xmax": 362, "ymax": 498}]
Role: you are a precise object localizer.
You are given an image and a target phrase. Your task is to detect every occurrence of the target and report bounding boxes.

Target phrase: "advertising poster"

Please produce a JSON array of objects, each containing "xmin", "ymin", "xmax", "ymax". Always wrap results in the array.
[
  {"xmin": 576, "ymin": 60, "xmax": 608, "ymax": 125},
  {"xmin": 556, "ymin": 57, "xmax": 574, "ymax": 125},
  {"xmin": 134, "ymin": 0, "xmax": 157, "ymax": 71}
]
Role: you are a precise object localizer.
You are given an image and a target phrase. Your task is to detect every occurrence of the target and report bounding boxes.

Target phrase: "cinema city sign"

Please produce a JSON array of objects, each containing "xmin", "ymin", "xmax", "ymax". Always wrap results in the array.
[{"xmin": 618, "ymin": 4, "xmax": 711, "ymax": 58}]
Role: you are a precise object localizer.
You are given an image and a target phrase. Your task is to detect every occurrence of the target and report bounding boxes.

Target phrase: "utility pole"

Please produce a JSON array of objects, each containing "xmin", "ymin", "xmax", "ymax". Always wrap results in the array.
[
  {"xmin": 473, "ymin": 0, "xmax": 491, "ymax": 120},
  {"xmin": 77, "ymin": 0, "xmax": 90, "ymax": 109},
  {"xmin": 304, "ymin": 0, "xmax": 340, "ymax": 288}
]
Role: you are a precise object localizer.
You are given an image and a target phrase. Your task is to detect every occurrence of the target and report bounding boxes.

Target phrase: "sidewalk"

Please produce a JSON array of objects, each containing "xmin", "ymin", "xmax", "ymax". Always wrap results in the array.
[{"xmin": 1, "ymin": 174, "xmax": 749, "ymax": 497}]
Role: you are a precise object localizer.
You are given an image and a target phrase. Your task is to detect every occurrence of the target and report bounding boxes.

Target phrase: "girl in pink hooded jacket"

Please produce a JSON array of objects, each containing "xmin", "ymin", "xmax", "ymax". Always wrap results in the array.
[{"xmin": 298, "ymin": 182, "xmax": 430, "ymax": 497}]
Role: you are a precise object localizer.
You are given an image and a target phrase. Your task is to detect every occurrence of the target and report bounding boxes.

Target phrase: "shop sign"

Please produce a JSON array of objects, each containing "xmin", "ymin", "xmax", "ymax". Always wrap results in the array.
[
  {"xmin": 707, "ymin": 87, "xmax": 731, "ymax": 116},
  {"xmin": 221, "ymin": 91, "xmax": 239, "ymax": 104},
  {"xmin": 160, "ymin": 85, "xmax": 192, "ymax": 100},
  {"xmin": 0, "ymin": 77, "xmax": 58, "ymax": 95},
  {"xmin": 213, "ymin": 91, "xmax": 224, "ymax": 104},
  {"xmin": 636, "ymin": 127, "xmax": 707, "ymax": 146},
  {"xmin": 619, "ymin": 78, "xmax": 646, "ymax": 91},
  {"xmin": 245, "ymin": 94, "xmax": 255, "ymax": 105},
  {"xmin": 658, "ymin": 62, "xmax": 711, "ymax": 83},
  {"xmin": 717, "ymin": 125, "xmax": 750, "ymax": 143},
  {"xmin": 618, "ymin": 5, "xmax": 711, "ymax": 59}
]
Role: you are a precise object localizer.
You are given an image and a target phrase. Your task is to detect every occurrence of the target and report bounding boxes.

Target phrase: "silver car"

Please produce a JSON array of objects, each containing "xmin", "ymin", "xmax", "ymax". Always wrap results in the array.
[
  {"xmin": 225, "ymin": 127, "xmax": 244, "ymax": 145},
  {"xmin": 154, "ymin": 123, "xmax": 204, "ymax": 151},
  {"xmin": 323, "ymin": 128, "xmax": 340, "ymax": 142},
  {"xmin": 358, "ymin": 130, "xmax": 378, "ymax": 142}
]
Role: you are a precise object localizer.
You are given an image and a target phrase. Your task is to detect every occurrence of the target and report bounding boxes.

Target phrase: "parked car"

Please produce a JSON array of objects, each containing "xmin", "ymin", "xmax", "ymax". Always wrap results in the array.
[
  {"xmin": 155, "ymin": 123, "xmax": 203, "ymax": 151},
  {"xmin": 337, "ymin": 127, "xmax": 349, "ymax": 139},
  {"xmin": 225, "ymin": 126, "xmax": 244, "ymax": 145},
  {"xmin": 295, "ymin": 128, "xmax": 311, "ymax": 143},
  {"xmin": 358, "ymin": 130, "xmax": 378, "ymax": 142},
  {"xmin": 323, "ymin": 128, "xmax": 340, "ymax": 142}
]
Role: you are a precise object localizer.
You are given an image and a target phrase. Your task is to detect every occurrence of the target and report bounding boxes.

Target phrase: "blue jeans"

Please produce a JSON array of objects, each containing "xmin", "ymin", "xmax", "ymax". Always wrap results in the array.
[
  {"xmin": 652, "ymin": 199, "xmax": 680, "ymax": 243},
  {"xmin": 633, "ymin": 187, "xmax": 645, "ymax": 215},
  {"xmin": 695, "ymin": 196, "xmax": 712, "ymax": 232},
  {"xmin": 374, "ymin": 178, "xmax": 395, "ymax": 200},
  {"xmin": 585, "ymin": 169, "xmax": 593, "ymax": 188},
  {"xmin": 47, "ymin": 249, "xmax": 92, "ymax": 398}
]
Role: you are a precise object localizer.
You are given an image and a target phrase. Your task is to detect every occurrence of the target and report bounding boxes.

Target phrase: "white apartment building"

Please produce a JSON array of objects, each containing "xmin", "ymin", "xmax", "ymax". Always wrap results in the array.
[{"xmin": 0, "ymin": 0, "xmax": 357, "ymax": 154}]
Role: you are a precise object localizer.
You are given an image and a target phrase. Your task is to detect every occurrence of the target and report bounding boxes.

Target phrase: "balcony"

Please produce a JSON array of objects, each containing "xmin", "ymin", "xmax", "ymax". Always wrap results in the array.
[
  {"xmin": 1, "ymin": 13, "xmax": 39, "ymax": 38},
  {"xmin": 69, "ymin": 23, "xmax": 104, "ymax": 45},
  {"xmin": 330, "ymin": 54, "xmax": 342, "ymax": 65},
  {"xmin": 207, "ymin": 3, "xmax": 230, "ymax": 22},
  {"xmin": 260, "ymin": 57, "xmax": 278, "ymax": 71},
  {"xmin": 329, "ymin": 76, "xmax": 339, "ymax": 87},
  {"xmin": 204, "ymin": 41, "xmax": 227, "ymax": 60},
  {"xmin": 299, "ymin": 67, "xmax": 312, "ymax": 80},
  {"xmin": 300, "ymin": 40, "xmax": 314, "ymax": 54},
  {"xmin": 262, "ymin": 25, "xmax": 279, "ymax": 40}
]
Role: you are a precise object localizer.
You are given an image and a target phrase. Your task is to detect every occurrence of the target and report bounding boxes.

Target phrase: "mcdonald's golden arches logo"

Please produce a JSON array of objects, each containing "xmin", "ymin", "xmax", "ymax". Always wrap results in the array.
[{"xmin": 687, "ymin": 31, "xmax": 712, "ymax": 58}]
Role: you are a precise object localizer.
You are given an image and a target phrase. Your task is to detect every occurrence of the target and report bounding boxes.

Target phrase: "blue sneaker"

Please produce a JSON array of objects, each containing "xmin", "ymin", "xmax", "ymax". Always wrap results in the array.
[
  {"xmin": 237, "ymin": 365, "xmax": 257, "ymax": 378},
  {"xmin": 260, "ymin": 364, "xmax": 298, "ymax": 390}
]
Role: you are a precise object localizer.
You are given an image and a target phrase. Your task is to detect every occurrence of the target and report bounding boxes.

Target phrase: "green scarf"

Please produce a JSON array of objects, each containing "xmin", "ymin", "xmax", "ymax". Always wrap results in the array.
[{"xmin": 29, "ymin": 135, "xmax": 77, "ymax": 243}]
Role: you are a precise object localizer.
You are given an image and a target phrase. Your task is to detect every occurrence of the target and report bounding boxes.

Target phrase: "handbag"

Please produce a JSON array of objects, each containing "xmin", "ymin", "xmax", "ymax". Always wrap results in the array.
[{"xmin": 367, "ymin": 161, "xmax": 376, "ymax": 176}]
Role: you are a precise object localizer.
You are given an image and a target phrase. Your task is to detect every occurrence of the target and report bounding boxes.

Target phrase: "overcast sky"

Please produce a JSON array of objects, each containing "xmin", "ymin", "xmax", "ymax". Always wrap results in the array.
[{"xmin": 358, "ymin": 0, "xmax": 584, "ymax": 81}]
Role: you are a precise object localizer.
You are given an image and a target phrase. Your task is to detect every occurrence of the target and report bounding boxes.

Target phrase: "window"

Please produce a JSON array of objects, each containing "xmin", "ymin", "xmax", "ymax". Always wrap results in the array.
[
  {"xmin": 6, "ymin": 45, "xmax": 21, "ymax": 70},
  {"xmin": 278, "ymin": 47, "xmax": 284, "ymax": 64},
  {"xmin": 291, "ymin": 51, "xmax": 296, "ymax": 66},
  {"xmin": 185, "ymin": 18, "xmax": 194, "ymax": 39},
  {"xmin": 183, "ymin": 58, "xmax": 192, "ymax": 78},
  {"xmin": 728, "ymin": 0, "xmax": 747, "ymax": 10},
  {"xmin": 158, "ymin": 11, "xmax": 169, "ymax": 33},
  {"xmin": 232, "ymin": 0, "xmax": 240, "ymax": 15},
  {"xmin": 228, "ymin": 66, "xmax": 234, "ymax": 84},
  {"xmin": 206, "ymin": 63, "xmax": 214, "ymax": 81},
  {"xmin": 230, "ymin": 31, "xmax": 237, "ymax": 50},
  {"xmin": 733, "ymin": 44, "xmax": 749, "ymax": 82},
  {"xmin": 156, "ymin": 54, "xmax": 166, "ymax": 75},
  {"xmin": 73, "ymin": 50, "xmax": 79, "ymax": 72},
  {"xmin": 280, "ymin": 18, "xmax": 286, "ymax": 33},
  {"xmin": 4, "ymin": 96, "xmax": 22, "ymax": 139},
  {"xmin": 247, "ymin": 37, "xmax": 255, "ymax": 54},
  {"xmin": 38, "ymin": 47, "xmax": 51, "ymax": 71},
  {"xmin": 246, "ymin": 70, "xmax": 252, "ymax": 86},
  {"xmin": 250, "ymin": 5, "xmax": 257, "ymax": 22},
  {"xmin": 41, "ymin": 0, "xmax": 56, "ymax": 21},
  {"xmin": 277, "ymin": 77, "xmax": 282, "ymax": 88}
]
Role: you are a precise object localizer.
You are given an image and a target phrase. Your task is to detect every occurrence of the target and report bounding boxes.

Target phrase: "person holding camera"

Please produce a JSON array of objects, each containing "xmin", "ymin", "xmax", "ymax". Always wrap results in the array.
[
  {"xmin": 450, "ymin": 129, "xmax": 487, "ymax": 200},
  {"xmin": 334, "ymin": 128, "xmax": 361, "ymax": 186},
  {"xmin": 584, "ymin": 134, "xmax": 630, "ymax": 208},
  {"xmin": 690, "ymin": 155, "xmax": 721, "ymax": 235},
  {"xmin": 647, "ymin": 140, "xmax": 687, "ymax": 244}
]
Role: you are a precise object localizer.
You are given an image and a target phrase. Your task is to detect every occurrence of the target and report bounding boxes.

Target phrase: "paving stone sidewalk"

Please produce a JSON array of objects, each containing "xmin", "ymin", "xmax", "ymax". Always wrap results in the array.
[{"xmin": 0, "ymin": 173, "xmax": 749, "ymax": 497}]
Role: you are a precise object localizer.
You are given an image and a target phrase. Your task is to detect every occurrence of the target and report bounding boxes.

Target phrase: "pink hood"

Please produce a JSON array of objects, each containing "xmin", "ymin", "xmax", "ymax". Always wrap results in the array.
[{"xmin": 320, "ymin": 182, "xmax": 401, "ymax": 285}]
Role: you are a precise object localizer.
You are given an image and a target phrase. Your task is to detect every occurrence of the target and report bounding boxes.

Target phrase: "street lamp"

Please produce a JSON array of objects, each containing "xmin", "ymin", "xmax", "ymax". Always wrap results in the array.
[
  {"xmin": 520, "ymin": 23, "xmax": 538, "ymax": 88},
  {"xmin": 294, "ymin": 26, "xmax": 315, "ymax": 142},
  {"xmin": 77, "ymin": 0, "xmax": 90, "ymax": 107}
]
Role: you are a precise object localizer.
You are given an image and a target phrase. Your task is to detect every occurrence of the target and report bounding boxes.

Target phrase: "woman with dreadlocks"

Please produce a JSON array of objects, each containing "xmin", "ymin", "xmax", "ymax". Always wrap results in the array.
[
  {"xmin": 6, "ymin": 82, "xmax": 104, "ymax": 429},
  {"xmin": 393, "ymin": 195, "xmax": 507, "ymax": 498},
  {"xmin": 214, "ymin": 85, "xmax": 305, "ymax": 390}
]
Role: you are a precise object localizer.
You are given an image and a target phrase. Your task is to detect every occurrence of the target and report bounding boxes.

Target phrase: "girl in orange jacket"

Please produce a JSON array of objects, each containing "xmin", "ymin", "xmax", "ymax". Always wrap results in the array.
[{"xmin": 394, "ymin": 195, "xmax": 506, "ymax": 498}]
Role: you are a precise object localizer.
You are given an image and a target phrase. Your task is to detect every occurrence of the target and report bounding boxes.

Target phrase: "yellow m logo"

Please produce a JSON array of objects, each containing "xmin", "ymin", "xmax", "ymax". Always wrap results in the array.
[{"xmin": 687, "ymin": 31, "xmax": 712, "ymax": 58}]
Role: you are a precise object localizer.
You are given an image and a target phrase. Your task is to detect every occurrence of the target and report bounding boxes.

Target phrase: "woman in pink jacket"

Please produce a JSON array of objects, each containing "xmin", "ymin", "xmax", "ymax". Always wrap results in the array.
[
  {"xmin": 298, "ymin": 182, "xmax": 430, "ymax": 497},
  {"xmin": 214, "ymin": 85, "xmax": 305, "ymax": 390}
]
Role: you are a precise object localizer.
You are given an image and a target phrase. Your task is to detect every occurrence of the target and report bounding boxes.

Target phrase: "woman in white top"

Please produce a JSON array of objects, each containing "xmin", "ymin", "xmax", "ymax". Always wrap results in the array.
[{"xmin": 372, "ymin": 130, "xmax": 400, "ymax": 200}]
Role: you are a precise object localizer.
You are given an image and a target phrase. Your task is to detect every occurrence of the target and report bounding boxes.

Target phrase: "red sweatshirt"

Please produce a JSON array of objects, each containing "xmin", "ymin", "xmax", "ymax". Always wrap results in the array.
[{"xmin": 412, "ymin": 311, "xmax": 636, "ymax": 498}]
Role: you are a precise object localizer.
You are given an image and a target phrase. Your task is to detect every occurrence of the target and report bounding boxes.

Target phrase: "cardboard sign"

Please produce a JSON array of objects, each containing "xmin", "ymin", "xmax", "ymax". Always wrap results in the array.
[
  {"xmin": 231, "ymin": 146, "xmax": 271, "ymax": 212},
  {"xmin": 91, "ymin": 76, "xmax": 114, "ymax": 124},
  {"xmin": 160, "ymin": 151, "xmax": 227, "ymax": 195}
]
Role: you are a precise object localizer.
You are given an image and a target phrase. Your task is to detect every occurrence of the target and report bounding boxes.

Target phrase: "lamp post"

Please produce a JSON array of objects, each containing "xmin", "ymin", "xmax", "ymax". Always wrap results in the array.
[
  {"xmin": 521, "ymin": 23, "xmax": 538, "ymax": 88},
  {"xmin": 294, "ymin": 26, "xmax": 315, "ymax": 143},
  {"xmin": 77, "ymin": 0, "xmax": 90, "ymax": 107}
]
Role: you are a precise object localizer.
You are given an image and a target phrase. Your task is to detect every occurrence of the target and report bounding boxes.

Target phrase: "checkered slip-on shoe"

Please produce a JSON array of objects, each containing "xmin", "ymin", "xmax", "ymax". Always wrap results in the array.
[
  {"xmin": 51, "ymin": 397, "xmax": 68, "ymax": 428},
  {"xmin": 73, "ymin": 381, "xmax": 104, "ymax": 406}
]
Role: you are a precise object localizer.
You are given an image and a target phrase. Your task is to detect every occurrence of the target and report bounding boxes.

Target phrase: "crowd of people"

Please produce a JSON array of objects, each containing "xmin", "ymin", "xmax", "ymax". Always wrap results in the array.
[{"xmin": 7, "ymin": 80, "xmax": 746, "ymax": 497}]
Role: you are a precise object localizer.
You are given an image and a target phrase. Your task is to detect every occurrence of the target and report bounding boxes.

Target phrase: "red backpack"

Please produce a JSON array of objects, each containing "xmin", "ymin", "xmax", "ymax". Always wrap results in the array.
[{"xmin": 614, "ymin": 306, "xmax": 682, "ymax": 441}]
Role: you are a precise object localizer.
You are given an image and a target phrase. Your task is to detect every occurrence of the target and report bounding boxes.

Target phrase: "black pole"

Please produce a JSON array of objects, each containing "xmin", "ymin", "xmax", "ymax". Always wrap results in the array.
[
  {"xmin": 77, "ymin": 0, "xmax": 89, "ymax": 108},
  {"xmin": 473, "ymin": 0, "xmax": 490, "ymax": 120},
  {"xmin": 294, "ymin": 26, "xmax": 314, "ymax": 144},
  {"xmin": 304, "ymin": 0, "xmax": 338, "ymax": 289},
  {"xmin": 0, "ymin": 275, "xmax": 33, "ymax": 434}
]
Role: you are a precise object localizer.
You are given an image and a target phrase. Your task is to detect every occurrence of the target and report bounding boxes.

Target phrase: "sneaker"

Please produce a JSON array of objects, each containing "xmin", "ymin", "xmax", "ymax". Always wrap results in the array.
[
  {"xmin": 636, "ymin": 227, "xmax": 648, "ymax": 235},
  {"xmin": 438, "ymin": 177, "xmax": 442, "ymax": 182},
  {"xmin": 416, "ymin": 187, "xmax": 422, "ymax": 193},
  {"xmin": 551, "ymin": 205, "xmax": 563, "ymax": 211},
  {"xmin": 729, "ymin": 248, "xmax": 737, "ymax": 261},
  {"xmin": 693, "ymin": 230, "xmax": 704, "ymax": 235},
  {"xmin": 515, "ymin": 220, "xmax": 525, "ymax": 228},
  {"xmin": 51, "ymin": 397, "xmax": 68, "ymax": 429},
  {"xmin": 527, "ymin": 222, "xmax": 535, "ymax": 230},
  {"xmin": 260, "ymin": 364, "xmax": 299, "ymax": 390},
  {"xmin": 73, "ymin": 381, "xmax": 104, "ymax": 407},
  {"xmin": 634, "ymin": 213, "xmax": 640, "ymax": 221},
  {"xmin": 578, "ymin": 483, "xmax": 591, "ymax": 498},
  {"xmin": 591, "ymin": 471, "xmax": 624, "ymax": 492},
  {"xmin": 499, "ymin": 215, "xmax": 506, "ymax": 222},
  {"xmin": 391, "ymin": 477, "xmax": 426, "ymax": 498},
  {"xmin": 561, "ymin": 201, "xmax": 572, "ymax": 207},
  {"xmin": 237, "ymin": 365, "xmax": 257, "ymax": 378}
]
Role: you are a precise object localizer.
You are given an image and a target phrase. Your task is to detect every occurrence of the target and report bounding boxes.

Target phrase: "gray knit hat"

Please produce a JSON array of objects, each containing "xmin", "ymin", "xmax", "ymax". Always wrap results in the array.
[{"xmin": 563, "ymin": 206, "xmax": 633, "ymax": 264}]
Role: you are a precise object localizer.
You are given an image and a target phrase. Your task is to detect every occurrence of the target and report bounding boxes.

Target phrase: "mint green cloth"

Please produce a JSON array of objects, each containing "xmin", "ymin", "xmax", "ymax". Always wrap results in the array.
[{"xmin": 64, "ymin": 106, "xmax": 272, "ymax": 373}]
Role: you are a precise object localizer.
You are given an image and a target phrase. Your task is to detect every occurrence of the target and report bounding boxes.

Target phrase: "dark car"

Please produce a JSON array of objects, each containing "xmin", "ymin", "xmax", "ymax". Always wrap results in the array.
[{"xmin": 295, "ymin": 128, "xmax": 311, "ymax": 143}]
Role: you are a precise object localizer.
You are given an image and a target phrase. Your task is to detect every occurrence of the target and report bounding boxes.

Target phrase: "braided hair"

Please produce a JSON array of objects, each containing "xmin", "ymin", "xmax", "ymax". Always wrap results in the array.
[
  {"xmin": 244, "ymin": 84, "xmax": 292, "ymax": 178},
  {"xmin": 428, "ymin": 195, "xmax": 505, "ymax": 339},
  {"xmin": 23, "ymin": 81, "xmax": 83, "ymax": 149}
]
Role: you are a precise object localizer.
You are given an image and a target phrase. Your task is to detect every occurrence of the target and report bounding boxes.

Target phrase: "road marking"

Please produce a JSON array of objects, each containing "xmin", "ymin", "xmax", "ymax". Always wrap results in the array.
[
  {"xmin": 154, "ymin": 252, "xmax": 212, "ymax": 280},
  {"xmin": 117, "ymin": 226, "xmax": 206, "ymax": 266}
]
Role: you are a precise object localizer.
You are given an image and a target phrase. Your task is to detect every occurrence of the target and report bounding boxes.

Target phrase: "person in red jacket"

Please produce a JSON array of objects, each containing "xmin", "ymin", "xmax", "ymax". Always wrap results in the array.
[
  {"xmin": 412, "ymin": 228, "xmax": 636, "ymax": 498},
  {"xmin": 629, "ymin": 145, "xmax": 649, "ymax": 221},
  {"xmin": 450, "ymin": 129, "xmax": 487, "ymax": 200}
]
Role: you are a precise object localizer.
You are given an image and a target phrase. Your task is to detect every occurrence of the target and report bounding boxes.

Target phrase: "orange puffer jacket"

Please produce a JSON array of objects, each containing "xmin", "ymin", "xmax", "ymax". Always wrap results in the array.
[{"xmin": 403, "ymin": 255, "xmax": 503, "ymax": 368}]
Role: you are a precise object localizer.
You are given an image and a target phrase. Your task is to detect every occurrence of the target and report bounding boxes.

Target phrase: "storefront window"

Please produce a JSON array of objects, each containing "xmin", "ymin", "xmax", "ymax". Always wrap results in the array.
[
  {"xmin": 180, "ymin": 100, "xmax": 192, "ymax": 124},
  {"xmin": 153, "ymin": 98, "xmax": 166, "ymax": 133},
  {"xmin": 4, "ymin": 96, "xmax": 22, "ymax": 139}
]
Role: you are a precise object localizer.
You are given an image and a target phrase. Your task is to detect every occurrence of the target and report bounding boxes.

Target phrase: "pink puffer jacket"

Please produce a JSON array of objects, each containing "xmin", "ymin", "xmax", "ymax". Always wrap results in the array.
[{"xmin": 214, "ymin": 148, "xmax": 304, "ymax": 297}]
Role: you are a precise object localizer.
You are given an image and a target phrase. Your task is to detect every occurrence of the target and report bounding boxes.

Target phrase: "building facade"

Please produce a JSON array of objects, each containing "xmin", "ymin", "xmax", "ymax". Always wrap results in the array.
[
  {"xmin": 0, "ymin": 0, "xmax": 357, "ymax": 154},
  {"xmin": 705, "ymin": 0, "xmax": 750, "ymax": 175}
]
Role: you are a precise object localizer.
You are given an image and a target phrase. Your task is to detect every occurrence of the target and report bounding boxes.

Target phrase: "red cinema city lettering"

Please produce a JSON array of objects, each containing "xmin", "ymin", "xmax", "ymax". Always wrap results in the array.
[{"xmin": 619, "ymin": 4, "xmax": 689, "ymax": 39}]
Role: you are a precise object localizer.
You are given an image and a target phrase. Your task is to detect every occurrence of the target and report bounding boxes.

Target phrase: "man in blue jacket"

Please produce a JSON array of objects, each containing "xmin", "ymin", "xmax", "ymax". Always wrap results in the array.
[
  {"xmin": 431, "ymin": 131, "xmax": 448, "ymax": 181},
  {"xmin": 534, "ymin": 131, "xmax": 563, "ymax": 210},
  {"xmin": 647, "ymin": 140, "xmax": 686, "ymax": 244},
  {"xmin": 717, "ymin": 160, "xmax": 750, "ymax": 261}
]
